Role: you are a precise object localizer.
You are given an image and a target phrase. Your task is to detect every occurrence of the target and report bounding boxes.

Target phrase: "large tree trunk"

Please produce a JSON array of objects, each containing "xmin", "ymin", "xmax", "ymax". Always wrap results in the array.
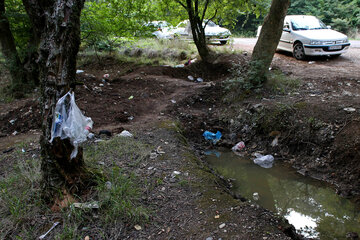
[
  {"xmin": 0, "ymin": 0, "xmax": 28, "ymax": 97},
  {"xmin": 248, "ymin": 0, "xmax": 291, "ymax": 87},
  {"xmin": 23, "ymin": 0, "xmax": 90, "ymax": 207}
]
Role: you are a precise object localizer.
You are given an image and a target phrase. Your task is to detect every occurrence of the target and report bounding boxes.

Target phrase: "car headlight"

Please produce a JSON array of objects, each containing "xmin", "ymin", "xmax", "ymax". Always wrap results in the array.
[{"xmin": 310, "ymin": 40, "xmax": 323, "ymax": 45}]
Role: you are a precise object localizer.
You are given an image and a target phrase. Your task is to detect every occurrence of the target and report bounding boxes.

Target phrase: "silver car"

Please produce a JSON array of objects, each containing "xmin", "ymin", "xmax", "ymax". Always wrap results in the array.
[{"xmin": 171, "ymin": 20, "xmax": 231, "ymax": 45}]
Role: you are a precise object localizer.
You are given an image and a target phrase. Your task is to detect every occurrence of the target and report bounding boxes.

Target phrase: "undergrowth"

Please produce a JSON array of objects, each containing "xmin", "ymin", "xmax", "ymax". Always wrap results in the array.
[
  {"xmin": 0, "ymin": 136, "xmax": 151, "ymax": 239},
  {"xmin": 223, "ymin": 60, "xmax": 301, "ymax": 102}
]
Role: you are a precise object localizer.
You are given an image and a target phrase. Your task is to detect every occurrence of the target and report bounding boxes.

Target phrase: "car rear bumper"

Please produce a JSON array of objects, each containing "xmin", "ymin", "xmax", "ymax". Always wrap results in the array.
[
  {"xmin": 303, "ymin": 43, "xmax": 350, "ymax": 56},
  {"xmin": 206, "ymin": 36, "xmax": 231, "ymax": 42}
]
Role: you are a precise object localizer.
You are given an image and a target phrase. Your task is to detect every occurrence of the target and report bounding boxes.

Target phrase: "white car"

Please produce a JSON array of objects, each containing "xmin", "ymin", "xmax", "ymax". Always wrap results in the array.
[
  {"xmin": 147, "ymin": 21, "xmax": 174, "ymax": 39},
  {"xmin": 257, "ymin": 15, "xmax": 350, "ymax": 60},
  {"xmin": 171, "ymin": 20, "xmax": 231, "ymax": 44}
]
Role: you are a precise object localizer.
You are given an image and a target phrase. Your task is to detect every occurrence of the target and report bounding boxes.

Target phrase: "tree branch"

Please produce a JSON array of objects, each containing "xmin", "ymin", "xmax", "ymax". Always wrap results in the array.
[
  {"xmin": 201, "ymin": 0, "xmax": 209, "ymax": 22},
  {"xmin": 195, "ymin": 0, "xmax": 198, "ymax": 16},
  {"xmin": 175, "ymin": 0, "xmax": 186, "ymax": 9}
]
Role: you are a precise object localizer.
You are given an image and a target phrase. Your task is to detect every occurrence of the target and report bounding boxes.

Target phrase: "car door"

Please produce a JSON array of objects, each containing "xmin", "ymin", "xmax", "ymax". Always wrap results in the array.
[{"xmin": 278, "ymin": 21, "xmax": 293, "ymax": 52}]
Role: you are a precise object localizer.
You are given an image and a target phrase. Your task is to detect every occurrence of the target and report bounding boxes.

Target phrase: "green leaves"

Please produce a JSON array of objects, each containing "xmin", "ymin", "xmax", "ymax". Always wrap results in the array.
[
  {"xmin": 287, "ymin": 0, "xmax": 360, "ymax": 35},
  {"xmin": 80, "ymin": 0, "xmax": 157, "ymax": 49}
]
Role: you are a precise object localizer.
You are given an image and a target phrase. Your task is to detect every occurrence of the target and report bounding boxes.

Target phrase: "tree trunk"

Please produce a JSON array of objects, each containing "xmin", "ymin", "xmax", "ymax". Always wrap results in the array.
[
  {"xmin": 179, "ymin": 0, "xmax": 212, "ymax": 63},
  {"xmin": 23, "ymin": 0, "xmax": 91, "ymax": 207},
  {"xmin": 248, "ymin": 0, "xmax": 291, "ymax": 87},
  {"xmin": 23, "ymin": 28, "xmax": 40, "ymax": 86},
  {"xmin": 0, "ymin": 0, "xmax": 28, "ymax": 97}
]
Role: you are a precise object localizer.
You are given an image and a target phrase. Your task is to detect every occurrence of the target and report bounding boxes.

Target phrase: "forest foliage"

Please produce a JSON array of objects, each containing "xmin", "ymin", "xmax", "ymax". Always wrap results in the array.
[{"xmin": 3, "ymin": 0, "xmax": 359, "ymax": 54}]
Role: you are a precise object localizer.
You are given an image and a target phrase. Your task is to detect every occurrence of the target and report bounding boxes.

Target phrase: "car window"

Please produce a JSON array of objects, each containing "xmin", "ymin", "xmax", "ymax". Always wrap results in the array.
[
  {"xmin": 205, "ymin": 20, "xmax": 217, "ymax": 27},
  {"xmin": 283, "ymin": 22, "xmax": 290, "ymax": 29},
  {"xmin": 291, "ymin": 16, "xmax": 327, "ymax": 30}
]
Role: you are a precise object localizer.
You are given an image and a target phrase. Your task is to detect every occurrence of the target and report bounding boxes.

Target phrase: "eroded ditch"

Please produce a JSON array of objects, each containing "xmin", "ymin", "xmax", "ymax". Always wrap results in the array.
[{"xmin": 205, "ymin": 150, "xmax": 360, "ymax": 239}]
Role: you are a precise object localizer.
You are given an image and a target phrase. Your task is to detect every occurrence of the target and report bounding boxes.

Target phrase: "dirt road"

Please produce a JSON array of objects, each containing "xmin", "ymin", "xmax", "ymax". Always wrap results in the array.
[{"xmin": 232, "ymin": 38, "xmax": 360, "ymax": 83}]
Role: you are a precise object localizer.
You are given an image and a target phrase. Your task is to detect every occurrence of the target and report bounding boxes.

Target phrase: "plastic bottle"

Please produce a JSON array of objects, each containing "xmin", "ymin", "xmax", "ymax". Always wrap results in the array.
[{"xmin": 54, "ymin": 112, "xmax": 62, "ymax": 133}]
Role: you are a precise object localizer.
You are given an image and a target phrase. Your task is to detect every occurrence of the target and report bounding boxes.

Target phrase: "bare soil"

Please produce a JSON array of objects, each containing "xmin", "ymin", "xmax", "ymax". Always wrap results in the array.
[{"xmin": 1, "ymin": 44, "xmax": 359, "ymax": 239}]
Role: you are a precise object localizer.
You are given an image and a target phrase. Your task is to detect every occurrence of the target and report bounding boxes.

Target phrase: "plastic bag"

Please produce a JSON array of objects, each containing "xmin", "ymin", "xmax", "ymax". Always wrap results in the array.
[
  {"xmin": 232, "ymin": 141, "xmax": 245, "ymax": 152},
  {"xmin": 50, "ymin": 91, "xmax": 93, "ymax": 159},
  {"xmin": 203, "ymin": 130, "xmax": 222, "ymax": 144},
  {"xmin": 253, "ymin": 153, "xmax": 274, "ymax": 168}
]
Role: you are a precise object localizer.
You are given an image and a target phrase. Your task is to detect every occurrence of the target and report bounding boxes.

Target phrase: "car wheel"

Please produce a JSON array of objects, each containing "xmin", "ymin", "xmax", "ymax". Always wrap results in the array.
[
  {"xmin": 220, "ymin": 40, "xmax": 227, "ymax": 45},
  {"xmin": 293, "ymin": 42, "xmax": 306, "ymax": 60}
]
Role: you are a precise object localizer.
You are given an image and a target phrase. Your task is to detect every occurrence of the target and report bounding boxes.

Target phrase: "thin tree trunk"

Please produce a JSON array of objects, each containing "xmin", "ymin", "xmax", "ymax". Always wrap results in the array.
[
  {"xmin": 23, "ymin": 28, "xmax": 40, "ymax": 86},
  {"xmin": 0, "ymin": 0, "xmax": 28, "ymax": 97},
  {"xmin": 23, "ymin": 0, "xmax": 91, "ymax": 207},
  {"xmin": 248, "ymin": 0, "xmax": 291, "ymax": 87},
  {"xmin": 179, "ymin": 0, "xmax": 212, "ymax": 62}
]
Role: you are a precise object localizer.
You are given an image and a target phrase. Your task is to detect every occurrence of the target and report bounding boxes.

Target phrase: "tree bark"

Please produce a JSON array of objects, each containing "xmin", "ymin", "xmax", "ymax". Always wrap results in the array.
[
  {"xmin": 23, "ymin": 0, "xmax": 90, "ymax": 206},
  {"xmin": 178, "ymin": 0, "xmax": 212, "ymax": 62},
  {"xmin": 249, "ymin": 0, "xmax": 291, "ymax": 87},
  {"xmin": 0, "ymin": 0, "xmax": 28, "ymax": 97}
]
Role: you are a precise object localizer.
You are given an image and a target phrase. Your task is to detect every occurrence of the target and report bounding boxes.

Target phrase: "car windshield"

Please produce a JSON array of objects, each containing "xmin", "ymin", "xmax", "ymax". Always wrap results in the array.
[
  {"xmin": 291, "ymin": 16, "xmax": 327, "ymax": 30},
  {"xmin": 205, "ymin": 20, "xmax": 217, "ymax": 27}
]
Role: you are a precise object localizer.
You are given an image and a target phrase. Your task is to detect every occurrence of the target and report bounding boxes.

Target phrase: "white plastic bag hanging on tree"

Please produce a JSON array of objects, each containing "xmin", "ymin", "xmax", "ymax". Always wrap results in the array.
[{"xmin": 50, "ymin": 91, "xmax": 93, "ymax": 159}]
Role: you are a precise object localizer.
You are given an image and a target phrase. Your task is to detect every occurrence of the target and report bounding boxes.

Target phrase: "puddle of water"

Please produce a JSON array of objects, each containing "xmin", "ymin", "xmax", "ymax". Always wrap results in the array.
[{"xmin": 205, "ymin": 150, "xmax": 360, "ymax": 239}]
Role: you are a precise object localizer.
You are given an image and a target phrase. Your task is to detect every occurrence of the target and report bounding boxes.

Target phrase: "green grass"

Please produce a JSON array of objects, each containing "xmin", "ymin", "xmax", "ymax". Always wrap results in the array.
[
  {"xmin": 265, "ymin": 69, "xmax": 301, "ymax": 94},
  {"xmin": 79, "ymin": 38, "xmax": 198, "ymax": 67},
  {"xmin": 0, "ymin": 146, "xmax": 43, "ymax": 239},
  {"xmin": 0, "ymin": 136, "xmax": 152, "ymax": 239}
]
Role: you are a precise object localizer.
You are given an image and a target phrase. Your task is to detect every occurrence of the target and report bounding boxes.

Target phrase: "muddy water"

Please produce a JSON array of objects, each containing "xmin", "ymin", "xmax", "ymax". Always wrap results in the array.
[{"xmin": 205, "ymin": 150, "xmax": 360, "ymax": 239}]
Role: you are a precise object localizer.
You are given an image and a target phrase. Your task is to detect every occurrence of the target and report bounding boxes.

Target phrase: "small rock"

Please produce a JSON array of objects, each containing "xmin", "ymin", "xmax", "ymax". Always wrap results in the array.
[
  {"xmin": 99, "ymin": 83, "xmax": 104, "ymax": 87},
  {"xmin": 171, "ymin": 99, "xmax": 176, "ymax": 104},
  {"xmin": 9, "ymin": 119, "xmax": 16, "ymax": 125},
  {"xmin": 187, "ymin": 75, "xmax": 194, "ymax": 81},
  {"xmin": 84, "ymin": 236, "xmax": 90, "ymax": 240},
  {"xmin": 219, "ymin": 223, "xmax": 226, "ymax": 229},
  {"xmin": 206, "ymin": 237, "xmax": 213, "ymax": 240},
  {"xmin": 12, "ymin": 131, "xmax": 18, "ymax": 136},
  {"xmin": 196, "ymin": 77, "xmax": 204, "ymax": 82},
  {"xmin": 134, "ymin": 225, "xmax": 142, "ymax": 231}
]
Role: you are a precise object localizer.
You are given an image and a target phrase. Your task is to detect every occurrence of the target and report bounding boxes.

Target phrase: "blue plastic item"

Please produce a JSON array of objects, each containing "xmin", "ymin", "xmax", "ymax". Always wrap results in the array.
[{"xmin": 203, "ymin": 131, "xmax": 222, "ymax": 144}]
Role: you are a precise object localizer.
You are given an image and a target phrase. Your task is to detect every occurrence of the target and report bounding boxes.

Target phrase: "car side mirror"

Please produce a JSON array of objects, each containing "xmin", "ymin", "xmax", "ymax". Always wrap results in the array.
[
  {"xmin": 283, "ymin": 28, "xmax": 291, "ymax": 32},
  {"xmin": 327, "ymin": 25, "xmax": 331, "ymax": 29}
]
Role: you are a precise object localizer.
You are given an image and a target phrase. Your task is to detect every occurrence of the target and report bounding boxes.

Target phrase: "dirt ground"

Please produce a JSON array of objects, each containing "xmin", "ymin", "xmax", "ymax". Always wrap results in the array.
[{"xmin": 1, "ymin": 41, "xmax": 360, "ymax": 239}]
